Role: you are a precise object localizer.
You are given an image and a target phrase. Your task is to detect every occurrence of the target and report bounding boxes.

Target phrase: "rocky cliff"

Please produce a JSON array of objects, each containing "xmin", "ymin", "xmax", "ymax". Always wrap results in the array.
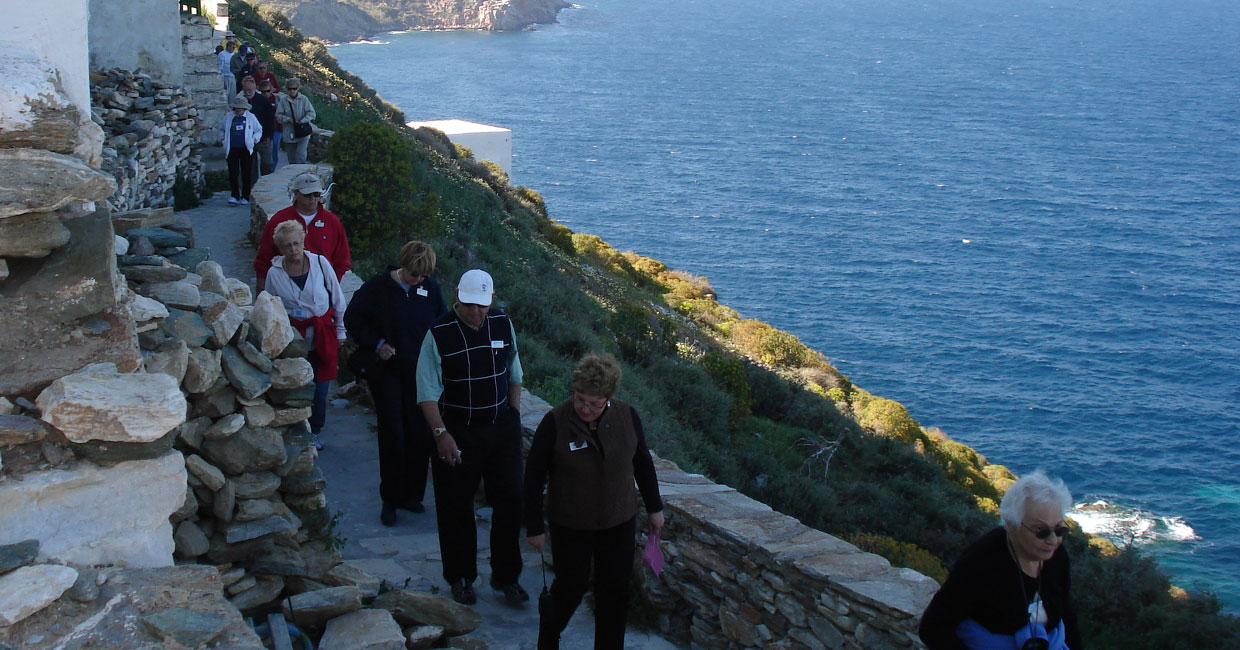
[{"xmin": 256, "ymin": 0, "xmax": 571, "ymax": 43}]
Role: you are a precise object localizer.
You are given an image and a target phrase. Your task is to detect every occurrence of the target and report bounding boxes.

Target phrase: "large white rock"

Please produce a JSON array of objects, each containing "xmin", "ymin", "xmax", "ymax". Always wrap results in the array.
[
  {"xmin": 0, "ymin": 564, "xmax": 79, "ymax": 626},
  {"xmin": 250, "ymin": 292, "xmax": 295, "ymax": 359},
  {"xmin": 225, "ymin": 278, "xmax": 253, "ymax": 306},
  {"xmin": 136, "ymin": 280, "xmax": 201, "ymax": 311},
  {"xmin": 129, "ymin": 292, "xmax": 170, "ymax": 323},
  {"xmin": 0, "ymin": 451, "xmax": 186, "ymax": 567},
  {"xmin": 195, "ymin": 260, "xmax": 228, "ymax": 296},
  {"xmin": 318, "ymin": 609, "xmax": 405, "ymax": 650},
  {"xmin": 36, "ymin": 363, "xmax": 187, "ymax": 443},
  {"xmin": 202, "ymin": 297, "xmax": 243, "ymax": 348},
  {"xmin": 270, "ymin": 358, "xmax": 314, "ymax": 390}
]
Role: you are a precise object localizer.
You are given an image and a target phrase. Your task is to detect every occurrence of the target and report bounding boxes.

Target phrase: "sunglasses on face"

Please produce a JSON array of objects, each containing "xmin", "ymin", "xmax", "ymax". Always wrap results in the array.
[{"xmin": 1023, "ymin": 523, "xmax": 1070, "ymax": 540}]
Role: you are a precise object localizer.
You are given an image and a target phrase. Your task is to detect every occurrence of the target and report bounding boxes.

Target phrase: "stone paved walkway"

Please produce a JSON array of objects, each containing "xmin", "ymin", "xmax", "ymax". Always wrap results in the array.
[{"xmin": 185, "ymin": 189, "xmax": 681, "ymax": 649}]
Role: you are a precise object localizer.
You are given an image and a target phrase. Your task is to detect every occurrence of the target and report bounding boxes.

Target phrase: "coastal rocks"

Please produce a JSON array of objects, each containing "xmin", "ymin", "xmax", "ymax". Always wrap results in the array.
[
  {"xmin": 36, "ymin": 363, "xmax": 187, "ymax": 444},
  {"xmin": 0, "ymin": 451, "xmax": 186, "ymax": 567}
]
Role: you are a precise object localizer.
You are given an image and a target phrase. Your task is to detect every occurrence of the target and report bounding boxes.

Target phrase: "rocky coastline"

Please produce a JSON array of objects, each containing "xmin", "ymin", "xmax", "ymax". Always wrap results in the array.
[{"xmin": 256, "ymin": 0, "xmax": 572, "ymax": 44}]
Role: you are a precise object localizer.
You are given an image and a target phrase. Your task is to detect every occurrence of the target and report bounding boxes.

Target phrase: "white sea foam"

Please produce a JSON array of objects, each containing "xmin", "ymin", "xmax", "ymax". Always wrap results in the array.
[{"xmin": 1071, "ymin": 498, "xmax": 1200, "ymax": 545}]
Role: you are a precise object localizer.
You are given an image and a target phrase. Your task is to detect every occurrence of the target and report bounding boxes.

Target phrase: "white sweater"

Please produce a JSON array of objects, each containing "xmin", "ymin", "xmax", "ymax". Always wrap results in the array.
[{"xmin": 264, "ymin": 252, "xmax": 347, "ymax": 348}]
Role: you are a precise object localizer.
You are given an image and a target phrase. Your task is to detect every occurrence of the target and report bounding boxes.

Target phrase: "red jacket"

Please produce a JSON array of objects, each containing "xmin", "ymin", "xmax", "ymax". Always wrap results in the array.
[{"xmin": 254, "ymin": 205, "xmax": 351, "ymax": 283}]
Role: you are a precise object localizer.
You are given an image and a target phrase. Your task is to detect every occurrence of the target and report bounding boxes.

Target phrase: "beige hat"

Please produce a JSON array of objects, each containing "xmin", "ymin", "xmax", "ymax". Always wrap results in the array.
[
  {"xmin": 290, "ymin": 173, "xmax": 323, "ymax": 195},
  {"xmin": 230, "ymin": 96, "xmax": 251, "ymax": 110}
]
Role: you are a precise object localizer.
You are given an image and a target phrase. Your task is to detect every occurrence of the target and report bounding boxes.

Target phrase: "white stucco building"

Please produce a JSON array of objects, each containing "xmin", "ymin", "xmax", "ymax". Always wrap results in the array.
[{"xmin": 407, "ymin": 118, "xmax": 512, "ymax": 176}]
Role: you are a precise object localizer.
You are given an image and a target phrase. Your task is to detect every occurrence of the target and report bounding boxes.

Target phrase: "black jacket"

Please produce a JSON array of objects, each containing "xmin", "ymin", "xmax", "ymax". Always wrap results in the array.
[{"xmin": 344, "ymin": 269, "xmax": 446, "ymax": 386}]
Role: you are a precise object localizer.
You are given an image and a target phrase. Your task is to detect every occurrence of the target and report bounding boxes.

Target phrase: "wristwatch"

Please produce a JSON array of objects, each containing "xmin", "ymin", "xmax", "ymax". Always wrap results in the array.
[{"xmin": 432, "ymin": 426, "xmax": 448, "ymax": 438}]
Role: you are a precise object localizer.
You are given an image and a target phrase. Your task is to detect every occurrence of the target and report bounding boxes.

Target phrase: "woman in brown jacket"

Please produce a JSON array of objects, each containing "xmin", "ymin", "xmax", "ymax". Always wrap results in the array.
[{"xmin": 524, "ymin": 353, "xmax": 664, "ymax": 650}]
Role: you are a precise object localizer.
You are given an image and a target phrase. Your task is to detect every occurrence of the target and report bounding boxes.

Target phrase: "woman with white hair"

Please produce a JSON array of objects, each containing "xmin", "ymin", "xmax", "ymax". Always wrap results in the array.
[
  {"xmin": 264, "ymin": 220, "xmax": 346, "ymax": 450},
  {"xmin": 919, "ymin": 471, "xmax": 1084, "ymax": 650}
]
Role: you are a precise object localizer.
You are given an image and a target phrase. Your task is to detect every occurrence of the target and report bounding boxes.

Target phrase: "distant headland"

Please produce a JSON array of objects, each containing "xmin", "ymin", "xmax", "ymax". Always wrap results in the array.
[{"xmin": 253, "ymin": 0, "xmax": 571, "ymax": 43}]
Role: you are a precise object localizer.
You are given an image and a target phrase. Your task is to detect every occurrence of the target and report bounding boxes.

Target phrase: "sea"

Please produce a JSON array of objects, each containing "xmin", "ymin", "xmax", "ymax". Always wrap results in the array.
[{"xmin": 330, "ymin": 0, "xmax": 1240, "ymax": 610}]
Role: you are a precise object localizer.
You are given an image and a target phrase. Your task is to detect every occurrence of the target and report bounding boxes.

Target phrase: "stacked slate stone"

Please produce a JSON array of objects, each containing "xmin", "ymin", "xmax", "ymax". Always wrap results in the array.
[
  {"xmin": 115, "ymin": 230, "xmax": 343, "ymax": 613},
  {"xmin": 91, "ymin": 68, "xmax": 204, "ymax": 213}
]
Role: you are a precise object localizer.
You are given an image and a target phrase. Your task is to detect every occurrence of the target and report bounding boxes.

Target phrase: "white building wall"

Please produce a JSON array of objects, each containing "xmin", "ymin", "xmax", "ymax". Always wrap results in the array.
[
  {"xmin": 88, "ymin": 0, "xmax": 184, "ymax": 84},
  {"xmin": 408, "ymin": 119, "xmax": 513, "ymax": 176},
  {"xmin": 0, "ymin": 0, "xmax": 92, "ymax": 115}
]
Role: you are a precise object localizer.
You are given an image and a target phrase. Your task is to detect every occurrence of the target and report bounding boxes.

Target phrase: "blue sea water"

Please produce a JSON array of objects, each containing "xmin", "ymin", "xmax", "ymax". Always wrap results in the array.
[{"xmin": 331, "ymin": 0, "xmax": 1240, "ymax": 609}]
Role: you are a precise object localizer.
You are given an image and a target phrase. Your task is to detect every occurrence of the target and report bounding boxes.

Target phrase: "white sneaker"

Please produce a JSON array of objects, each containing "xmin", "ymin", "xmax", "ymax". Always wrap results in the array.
[
  {"xmin": 227, "ymin": 197, "xmax": 239, "ymax": 205},
  {"xmin": 240, "ymin": 198, "xmax": 249, "ymax": 205}
]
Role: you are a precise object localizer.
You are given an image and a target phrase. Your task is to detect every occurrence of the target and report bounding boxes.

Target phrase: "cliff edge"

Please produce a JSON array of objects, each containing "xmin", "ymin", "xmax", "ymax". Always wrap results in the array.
[{"xmin": 255, "ymin": 0, "xmax": 571, "ymax": 42}]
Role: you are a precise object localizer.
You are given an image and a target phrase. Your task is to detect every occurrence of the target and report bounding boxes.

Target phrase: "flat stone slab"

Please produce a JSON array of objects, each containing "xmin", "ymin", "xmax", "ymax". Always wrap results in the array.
[
  {"xmin": 0, "ymin": 564, "xmax": 78, "ymax": 626},
  {"xmin": 318, "ymin": 608, "xmax": 405, "ymax": 650},
  {"xmin": 36, "ymin": 363, "xmax": 186, "ymax": 444}
]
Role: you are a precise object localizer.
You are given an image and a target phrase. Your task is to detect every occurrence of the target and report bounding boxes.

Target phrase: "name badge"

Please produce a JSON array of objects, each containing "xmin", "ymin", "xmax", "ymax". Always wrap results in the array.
[
  {"xmin": 491, "ymin": 340, "xmax": 504, "ymax": 349},
  {"xmin": 569, "ymin": 440, "xmax": 589, "ymax": 451},
  {"xmin": 416, "ymin": 287, "xmax": 428, "ymax": 297},
  {"xmin": 234, "ymin": 124, "xmax": 245, "ymax": 131},
  {"xmin": 313, "ymin": 220, "xmax": 324, "ymax": 228}
]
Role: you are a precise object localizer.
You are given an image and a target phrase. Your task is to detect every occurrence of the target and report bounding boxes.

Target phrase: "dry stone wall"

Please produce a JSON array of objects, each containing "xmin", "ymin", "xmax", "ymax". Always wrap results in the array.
[
  {"xmin": 634, "ymin": 457, "xmax": 937, "ymax": 650},
  {"xmin": 91, "ymin": 68, "xmax": 204, "ymax": 212},
  {"xmin": 181, "ymin": 14, "xmax": 229, "ymax": 147}
]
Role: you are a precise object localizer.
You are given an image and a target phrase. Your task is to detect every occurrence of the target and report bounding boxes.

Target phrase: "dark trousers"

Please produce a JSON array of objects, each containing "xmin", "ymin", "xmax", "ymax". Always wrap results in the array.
[
  {"xmin": 539, "ymin": 517, "xmax": 637, "ymax": 650},
  {"xmin": 226, "ymin": 147, "xmax": 253, "ymax": 199},
  {"xmin": 309, "ymin": 380, "xmax": 330, "ymax": 434},
  {"xmin": 370, "ymin": 378, "xmax": 431, "ymax": 506},
  {"xmin": 431, "ymin": 409, "xmax": 524, "ymax": 585}
]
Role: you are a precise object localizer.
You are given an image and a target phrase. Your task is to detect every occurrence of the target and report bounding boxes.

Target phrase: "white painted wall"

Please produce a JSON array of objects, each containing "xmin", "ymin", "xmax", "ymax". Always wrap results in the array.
[
  {"xmin": 0, "ymin": 0, "xmax": 91, "ymax": 115},
  {"xmin": 408, "ymin": 119, "xmax": 513, "ymax": 176},
  {"xmin": 88, "ymin": 0, "xmax": 184, "ymax": 84}
]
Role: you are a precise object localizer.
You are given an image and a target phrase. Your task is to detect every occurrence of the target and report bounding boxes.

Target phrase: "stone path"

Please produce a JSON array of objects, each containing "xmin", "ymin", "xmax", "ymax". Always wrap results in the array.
[{"xmin": 185, "ymin": 190, "xmax": 681, "ymax": 649}]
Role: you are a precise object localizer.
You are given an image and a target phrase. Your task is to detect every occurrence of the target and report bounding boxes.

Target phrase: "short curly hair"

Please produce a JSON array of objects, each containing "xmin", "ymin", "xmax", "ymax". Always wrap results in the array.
[
  {"xmin": 273, "ymin": 220, "xmax": 305, "ymax": 247},
  {"xmin": 398, "ymin": 241, "xmax": 436, "ymax": 277},
  {"xmin": 572, "ymin": 353, "xmax": 622, "ymax": 398}
]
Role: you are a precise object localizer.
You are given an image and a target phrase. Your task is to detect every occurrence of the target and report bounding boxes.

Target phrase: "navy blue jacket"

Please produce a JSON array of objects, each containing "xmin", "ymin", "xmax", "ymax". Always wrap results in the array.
[{"xmin": 344, "ymin": 269, "xmax": 447, "ymax": 386}]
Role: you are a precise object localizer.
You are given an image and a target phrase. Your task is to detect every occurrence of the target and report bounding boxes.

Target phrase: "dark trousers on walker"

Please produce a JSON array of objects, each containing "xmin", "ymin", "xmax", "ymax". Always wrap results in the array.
[
  {"xmin": 539, "ymin": 516, "xmax": 637, "ymax": 650},
  {"xmin": 226, "ymin": 147, "xmax": 253, "ymax": 199},
  {"xmin": 370, "ymin": 378, "xmax": 431, "ymax": 506},
  {"xmin": 431, "ymin": 408, "xmax": 524, "ymax": 586}
]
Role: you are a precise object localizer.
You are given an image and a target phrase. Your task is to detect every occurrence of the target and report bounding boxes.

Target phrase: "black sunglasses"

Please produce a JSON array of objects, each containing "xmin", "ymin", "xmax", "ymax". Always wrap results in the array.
[{"xmin": 1023, "ymin": 523, "xmax": 1070, "ymax": 540}]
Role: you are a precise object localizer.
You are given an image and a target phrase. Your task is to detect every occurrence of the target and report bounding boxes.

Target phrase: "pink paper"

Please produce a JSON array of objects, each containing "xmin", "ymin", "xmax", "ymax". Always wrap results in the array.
[{"xmin": 642, "ymin": 531, "xmax": 664, "ymax": 577}]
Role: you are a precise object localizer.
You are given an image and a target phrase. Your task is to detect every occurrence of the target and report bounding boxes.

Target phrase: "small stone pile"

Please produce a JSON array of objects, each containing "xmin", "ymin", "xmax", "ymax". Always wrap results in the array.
[{"xmin": 91, "ymin": 68, "xmax": 204, "ymax": 213}]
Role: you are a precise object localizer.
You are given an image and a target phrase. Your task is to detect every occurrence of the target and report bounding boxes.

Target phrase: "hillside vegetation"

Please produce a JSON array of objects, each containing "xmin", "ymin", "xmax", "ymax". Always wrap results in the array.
[{"xmin": 229, "ymin": 3, "xmax": 1240, "ymax": 647}]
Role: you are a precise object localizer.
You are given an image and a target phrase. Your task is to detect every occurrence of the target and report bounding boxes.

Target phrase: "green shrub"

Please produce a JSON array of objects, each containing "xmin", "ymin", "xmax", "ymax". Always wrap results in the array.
[
  {"xmin": 701, "ymin": 351, "xmax": 752, "ymax": 422},
  {"xmin": 173, "ymin": 171, "xmax": 200, "ymax": 210},
  {"xmin": 729, "ymin": 319, "xmax": 812, "ymax": 368},
  {"xmin": 325, "ymin": 121, "xmax": 443, "ymax": 257}
]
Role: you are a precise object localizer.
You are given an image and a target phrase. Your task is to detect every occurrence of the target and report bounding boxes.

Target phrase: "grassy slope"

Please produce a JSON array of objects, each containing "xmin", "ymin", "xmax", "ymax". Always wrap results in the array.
[{"xmin": 228, "ymin": 2, "xmax": 1240, "ymax": 646}]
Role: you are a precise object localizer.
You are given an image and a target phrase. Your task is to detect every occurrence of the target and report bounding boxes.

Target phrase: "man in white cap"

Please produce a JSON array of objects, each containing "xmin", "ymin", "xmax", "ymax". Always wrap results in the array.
[
  {"xmin": 253, "ymin": 172, "xmax": 351, "ymax": 293},
  {"xmin": 416, "ymin": 269, "xmax": 528, "ymax": 607}
]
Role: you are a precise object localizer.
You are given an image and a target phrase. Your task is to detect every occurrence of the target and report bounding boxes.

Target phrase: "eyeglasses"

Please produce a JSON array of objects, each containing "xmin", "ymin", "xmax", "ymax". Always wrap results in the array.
[
  {"xmin": 1022, "ymin": 523, "xmax": 1069, "ymax": 540},
  {"xmin": 572, "ymin": 393, "xmax": 608, "ymax": 410}
]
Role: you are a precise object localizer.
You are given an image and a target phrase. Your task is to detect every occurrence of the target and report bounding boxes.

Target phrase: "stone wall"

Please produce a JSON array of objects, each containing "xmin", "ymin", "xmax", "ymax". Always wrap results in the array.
[
  {"xmin": 92, "ymin": 68, "xmax": 204, "ymax": 212},
  {"xmin": 88, "ymin": 0, "xmax": 185, "ymax": 85},
  {"xmin": 181, "ymin": 14, "xmax": 230, "ymax": 146},
  {"xmin": 633, "ymin": 458, "xmax": 938, "ymax": 649}
]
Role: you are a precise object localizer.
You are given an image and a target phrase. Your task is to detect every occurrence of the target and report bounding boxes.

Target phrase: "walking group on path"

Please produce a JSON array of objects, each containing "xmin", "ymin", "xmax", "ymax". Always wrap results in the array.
[{"xmin": 248, "ymin": 172, "xmax": 665, "ymax": 649}]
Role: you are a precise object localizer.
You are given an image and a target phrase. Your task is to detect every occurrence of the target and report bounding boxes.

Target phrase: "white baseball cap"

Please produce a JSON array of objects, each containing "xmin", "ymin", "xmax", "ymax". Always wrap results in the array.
[
  {"xmin": 457, "ymin": 269, "xmax": 494, "ymax": 306},
  {"xmin": 290, "ymin": 173, "xmax": 323, "ymax": 195}
]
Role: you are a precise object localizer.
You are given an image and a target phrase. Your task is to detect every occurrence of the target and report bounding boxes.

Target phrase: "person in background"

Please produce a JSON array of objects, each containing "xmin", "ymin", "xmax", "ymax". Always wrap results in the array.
[
  {"xmin": 919, "ymin": 471, "xmax": 1083, "ymax": 650},
  {"xmin": 253, "ymin": 61, "xmax": 280, "ymax": 93},
  {"xmin": 263, "ymin": 221, "xmax": 346, "ymax": 451},
  {"xmin": 220, "ymin": 32, "xmax": 237, "ymax": 51},
  {"xmin": 344, "ymin": 241, "xmax": 447, "ymax": 527},
  {"xmin": 217, "ymin": 40, "xmax": 237, "ymax": 100},
  {"xmin": 229, "ymin": 41, "xmax": 250, "ymax": 82},
  {"xmin": 235, "ymin": 51, "xmax": 260, "ymax": 94},
  {"xmin": 253, "ymin": 172, "xmax": 350, "ymax": 293},
  {"xmin": 524, "ymin": 353, "xmax": 664, "ymax": 650},
  {"xmin": 416, "ymin": 269, "xmax": 528, "ymax": 607},
  {"xmin": 276, "ymin": 77, "xmax": 316, "ymax": 165},
  {"xmin": 242, "ymin": 77, "xmax": 276, "ymax": 176},
  {"xmin": 258, "ymin": 80, "xmax": 283, "ymax": 170},
  {"xmin": 219, "ymin": 96, "xmax": 261, "ymax": 207}
]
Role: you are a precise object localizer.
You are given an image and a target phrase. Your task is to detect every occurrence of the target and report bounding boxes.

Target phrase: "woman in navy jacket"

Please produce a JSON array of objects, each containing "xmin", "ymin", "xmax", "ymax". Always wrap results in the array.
[{"xmin": 343, "ymin": 241, "xmax": 447, "ymax": 526}]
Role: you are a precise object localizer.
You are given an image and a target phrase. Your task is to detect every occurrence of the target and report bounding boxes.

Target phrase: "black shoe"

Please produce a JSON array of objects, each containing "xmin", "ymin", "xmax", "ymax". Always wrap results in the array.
[
  {"xmin": 451, "ymin": 579, "xmax": 477, "ymax": 605},
  {"xmin": 380, "ymin": 503, "xmax": 397, "ymax": 527},
  {"xmin": 490, "ymin": 579, "xmax": 529, "ymax": 605},
  {"xmin": 399, "ymin": 500, "xmax": 425, "ymax": 514}
]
